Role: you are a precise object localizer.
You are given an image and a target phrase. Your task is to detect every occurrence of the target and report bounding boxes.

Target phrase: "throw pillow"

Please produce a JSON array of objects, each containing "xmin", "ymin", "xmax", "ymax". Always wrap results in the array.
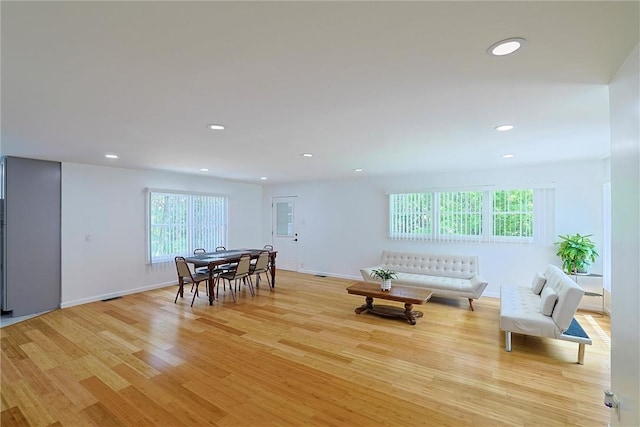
[
  {"xmin": 531, "ymin": 272, "xmax": 547, "ymax": 295},
  {"xmin": 540, "ymin": 286, "xmax": 558, "ymax": 316}
]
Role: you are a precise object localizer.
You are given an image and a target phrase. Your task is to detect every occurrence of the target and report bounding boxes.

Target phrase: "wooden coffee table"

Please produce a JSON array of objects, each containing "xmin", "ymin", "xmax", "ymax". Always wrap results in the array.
[{"xmin": 346, "ymin": 281, "xmax": 433, "ymax": 325}]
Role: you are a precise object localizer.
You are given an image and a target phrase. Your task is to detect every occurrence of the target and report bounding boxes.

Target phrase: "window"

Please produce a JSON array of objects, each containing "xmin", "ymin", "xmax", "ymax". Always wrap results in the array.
[
  {"xmin": 147, "ymin": 190, "xmax": 228, "ymax": 263},
  {"xmin": 438, "ymin": 191, "xmax": 483, "ymax": 237},
  {"xmin": 492, "ymin": 189, "xmax": 533, "ymax": 238},
  {"xmin": 389, "ymin": 188, "xmax": 551, "ymax": 243}
]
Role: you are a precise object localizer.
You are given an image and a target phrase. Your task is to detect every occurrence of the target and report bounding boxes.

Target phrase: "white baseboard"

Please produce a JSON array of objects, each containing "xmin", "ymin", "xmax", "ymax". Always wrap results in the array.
[
  {"xmin": 61, "ymin": 280, "xmax": 176, "ymax": 309},
  {"xmin": 297, "ymin": 269, "xmax": 361, "ymax": 281}
]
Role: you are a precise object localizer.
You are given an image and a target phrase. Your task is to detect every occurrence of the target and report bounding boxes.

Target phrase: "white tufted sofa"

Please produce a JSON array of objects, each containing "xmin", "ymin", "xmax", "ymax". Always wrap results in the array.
[{"xmin": 360, "ymin": 250, "xmax": 488, "ymax": 310}]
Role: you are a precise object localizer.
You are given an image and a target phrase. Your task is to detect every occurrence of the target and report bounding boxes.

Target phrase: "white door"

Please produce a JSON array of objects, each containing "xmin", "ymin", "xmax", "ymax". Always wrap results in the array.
[{"xmin": 272, "ymin": 196, "xmax": 299, "ymax": 271}]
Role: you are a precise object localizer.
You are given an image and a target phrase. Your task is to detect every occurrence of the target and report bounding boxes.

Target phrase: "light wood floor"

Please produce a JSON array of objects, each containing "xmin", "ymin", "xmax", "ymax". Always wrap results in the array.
[{"xmin": 1, "ymin": 271, "xmax": 611, "ymax": 426}]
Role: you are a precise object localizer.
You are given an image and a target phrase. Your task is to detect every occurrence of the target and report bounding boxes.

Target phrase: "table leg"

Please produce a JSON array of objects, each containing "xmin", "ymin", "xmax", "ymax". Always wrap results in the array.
[
  {"xmin": 404, "ymin": 303, "xmax": 423, "ymax": 325},
  {"xmin": 208, "ymin": 271, "xmax": 215, "ymax": 305},
  {"xmin": 355, "ymin": 296, "xmax": 374, "ymax": 314},
  {"xmin": 269, "ymin": 253, "xmax": 276, "ymax": 288}
]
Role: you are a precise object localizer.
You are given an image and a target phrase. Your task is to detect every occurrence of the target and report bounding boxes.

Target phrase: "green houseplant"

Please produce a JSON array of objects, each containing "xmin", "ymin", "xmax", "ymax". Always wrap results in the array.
[
  {"xmin": 555, "ymin": 233, "xmax": 599, "ymax": 275},
  {"xmin": 371, "ymin": 268, "xmax": 398, "ymax": 291}
]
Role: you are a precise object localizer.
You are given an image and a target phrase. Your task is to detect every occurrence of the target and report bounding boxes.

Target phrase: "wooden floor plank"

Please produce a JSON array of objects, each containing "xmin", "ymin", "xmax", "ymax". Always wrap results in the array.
[{"xmin": 0, "ymin": 271, "xmax": 611, "ymax": 426}]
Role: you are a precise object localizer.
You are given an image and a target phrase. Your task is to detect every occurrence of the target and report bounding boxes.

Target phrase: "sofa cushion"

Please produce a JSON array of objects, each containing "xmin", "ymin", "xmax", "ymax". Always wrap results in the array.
[
  {"xmin": 499, "ymin": 285, "xmax": 559, "ymax": 338},
  {"xmin": 531, "ymin": 272, "xmax": 546, "ymax": 295},
  {"xmin": 540, "ymin": 286, "xmax": 558, "ymax": 316},
  {"xmin": 378, "ymin": 251, "xmax": 479, "ymax": 279}
]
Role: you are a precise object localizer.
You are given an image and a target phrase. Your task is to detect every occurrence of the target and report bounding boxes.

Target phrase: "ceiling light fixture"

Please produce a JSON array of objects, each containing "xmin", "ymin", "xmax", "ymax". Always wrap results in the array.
[
  {"xmin": 105, "ymin": 154, "xmax": 118, "ymax": 159},
  {"xmin": 487, "ymin": 37, "xmax": 526, "ymax": 56},
  {"xmin": 502, "ymin": 154, "xmax": 515, "ymax": 159},
  {"xmin": 207, "ymin": 124, "xmax": 225, "ymax": 130},
  {"xmin": 495, "ymin": 124, "xmax": 514, "ymax": 131},
  {"xmin": 200, "ymin": 168, "xmax": 209, "ymax": 172},
  {"xmin": 260, "ymin": 177, "xmax": 268, "ymax": 180},
  {"xmin": 301, "ymin": 153, "xmax": 313, "ymax": 158},
  {"xmin": 353, "ymin": 168, "xmax": 363, "ymax": 172}
]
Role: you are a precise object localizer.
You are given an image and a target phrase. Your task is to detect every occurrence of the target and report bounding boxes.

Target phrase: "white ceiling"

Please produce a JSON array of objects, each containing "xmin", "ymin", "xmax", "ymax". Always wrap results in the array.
[{"xmin": 2, "ymin": 1, "xmax": 638, "ymax": 184}]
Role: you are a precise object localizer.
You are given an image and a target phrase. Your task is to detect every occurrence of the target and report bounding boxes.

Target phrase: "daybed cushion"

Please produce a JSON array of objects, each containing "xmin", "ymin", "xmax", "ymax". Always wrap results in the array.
[
  {"xmin": 540, "ymin": 286, "xmax": 558, "ymax": 316},
  {"xmin": 532, "ymin": 272, "xmax": 546, "ymax": 295}
]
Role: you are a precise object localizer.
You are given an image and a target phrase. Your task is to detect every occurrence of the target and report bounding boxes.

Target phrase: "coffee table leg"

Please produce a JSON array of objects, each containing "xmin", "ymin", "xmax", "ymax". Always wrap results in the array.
[
  {"xmin": 404, "ymin": 303, "xmax": 424, "ymax": 325},
  {"xmin": 355, "ymin": 296, "xmax": 374, "ymax": 314}
]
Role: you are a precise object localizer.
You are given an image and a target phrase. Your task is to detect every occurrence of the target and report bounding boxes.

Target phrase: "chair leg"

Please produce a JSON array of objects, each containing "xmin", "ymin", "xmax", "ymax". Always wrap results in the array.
[
  {"xmin": 175, "ymin": 282, "xmax": 183, "ymax": 303},
  {"xmin": 262, "ymin": 272, "xmax": 272, "ymax": 291},
  {"xmin": 228, "ymin": 279, "xmax": 237, "ymax": 303},
  {"xmin": 245, "ymin": 276, "xmax": 255, "ymax": 297},
  {"xmin": 190, "ymin": 283, "xmax": 199, "ymax": 307}
]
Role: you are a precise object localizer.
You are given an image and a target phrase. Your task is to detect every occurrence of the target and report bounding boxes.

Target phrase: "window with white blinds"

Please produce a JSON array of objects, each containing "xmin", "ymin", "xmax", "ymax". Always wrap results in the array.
[
  {"xmin": 389, "ymin": 188, "xmax": 553, "ymax": 243},
  {"xmin": 147, "ymin": 190, "xmax": 228, "ymax": 263}
]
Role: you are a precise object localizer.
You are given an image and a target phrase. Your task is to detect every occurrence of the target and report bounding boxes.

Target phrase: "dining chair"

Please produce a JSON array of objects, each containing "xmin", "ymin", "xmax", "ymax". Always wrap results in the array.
[
  {"xmin": 249, "ymin": 250, "xmax": 272, "ymax": 291},
  {"xmin": 215, "ymin": 246, "xmax": 227, "ymax": 252},
  {"xmin": 174, "ymin": 256, "xmax": 210, "ymax": 307},
  {"xmin": 216, "ymin": 253, "xmax": 253, "ymax": 302},
  {"xmin": 193, "ymin": 248, "xmax": 209, "ymax": 275}
]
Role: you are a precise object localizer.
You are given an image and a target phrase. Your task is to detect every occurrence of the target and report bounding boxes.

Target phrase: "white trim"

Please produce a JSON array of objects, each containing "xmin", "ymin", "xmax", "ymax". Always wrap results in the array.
[{"xmin": 61, "ymin": 280, "xmax": 176, "ymax": 308}]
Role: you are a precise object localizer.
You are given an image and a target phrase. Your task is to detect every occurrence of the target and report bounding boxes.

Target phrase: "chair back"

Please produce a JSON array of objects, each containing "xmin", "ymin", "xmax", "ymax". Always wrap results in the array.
[
  {"xmin": 235, "ymin": 254, "xmax": 252, "ymax": 277},
  {"xmin": 175, "ymin": 256, "xmax": 192, "ymax": 279},
  {"xmin": 263, "ymin": 245, "xmax": 274, "ymax": 251},
  {"xmin": 254, "ymin": 250, "xmax": 270, "ymax": 271},
  {"xmin": 215, "ymin": 246, "xmax": 227, "ymax": 252},
  {"xmin": 193, "ymin": 248, "xmax": 206, "ymax": 255}
]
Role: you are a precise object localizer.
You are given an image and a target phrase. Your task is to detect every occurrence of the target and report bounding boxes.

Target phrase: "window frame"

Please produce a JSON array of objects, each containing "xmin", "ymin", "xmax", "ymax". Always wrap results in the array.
[
  {"xmin": 389, "ymin": 188, "xmax": 543, "ymax": 243},
  {"xmin": 146, "ymin": 188, "xmax": 229, "ymax": 264}
]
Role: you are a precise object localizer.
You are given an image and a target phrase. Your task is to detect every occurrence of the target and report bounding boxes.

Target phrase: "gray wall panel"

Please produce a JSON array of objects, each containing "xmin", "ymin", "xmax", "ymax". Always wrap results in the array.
[{"xmin": 5, "ymin": 157, "xmax": 61, "ymax": 316}]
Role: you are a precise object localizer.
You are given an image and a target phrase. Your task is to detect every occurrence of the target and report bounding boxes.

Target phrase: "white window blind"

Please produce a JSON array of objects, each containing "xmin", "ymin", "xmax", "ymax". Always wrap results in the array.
[
  {"xmin": 147, "ymin": 190, "xmax": 228, "ymax": 263},
  {"xmin": 389, "ymin": 188, "xmax": 554, "ymax": 243}
]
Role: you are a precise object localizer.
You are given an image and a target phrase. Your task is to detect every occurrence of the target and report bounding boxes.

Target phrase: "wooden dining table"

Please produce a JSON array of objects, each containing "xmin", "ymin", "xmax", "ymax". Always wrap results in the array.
[{"xmin": 184, "ymin": 248, "xmax": 277, "ymax": 305}]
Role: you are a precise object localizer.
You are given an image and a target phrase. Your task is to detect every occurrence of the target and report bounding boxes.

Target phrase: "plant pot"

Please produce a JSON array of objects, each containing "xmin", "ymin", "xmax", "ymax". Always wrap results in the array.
[{"xmin": 381, "ymin": 279, "xmax": 392, "ymax": 291}]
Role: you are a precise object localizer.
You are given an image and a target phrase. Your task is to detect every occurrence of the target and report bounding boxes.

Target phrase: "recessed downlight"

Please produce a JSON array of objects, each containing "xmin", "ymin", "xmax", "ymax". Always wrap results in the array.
[
  {"xmin": 200, "ymin": 168, "xmax": 209, "ymax": 172},
  {"xmin": 260, "ymin": 177, "xmax": 268, "ymax": 180},
  {"xmin": 207, "ymin": 124, "xmax": 225, "ymax": 130},
  {"xmin": 495, "ymin": 124, "xmax": 514, "ymax": 131},
  {"xmin": 502, "ymin": 154, "xmax": 515, "ymax": 159},
  {"xmin": 301, "ymin": 153, "xmax": 313, "ymax": 158},
  {"xmin": 487, "ymin": 37, "xmax": 526, "ymax": 56},
  {"xmin": 353, "ymin": 168, "xmax": 363, "ymax": 172},
  {"xmin": 105, "ymin": 154, "xmax": 118, "ymax": 159}
]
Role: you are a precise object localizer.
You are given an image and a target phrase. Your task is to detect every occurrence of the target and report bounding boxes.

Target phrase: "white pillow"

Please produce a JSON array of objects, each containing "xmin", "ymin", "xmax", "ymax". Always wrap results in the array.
[
  {"xmin": 531, "ymin": 272, "xmax": 547, "ymax": 295},
  {"xmin": 540, "ymin": 286, "xmax": 558, "ymax": 316}
]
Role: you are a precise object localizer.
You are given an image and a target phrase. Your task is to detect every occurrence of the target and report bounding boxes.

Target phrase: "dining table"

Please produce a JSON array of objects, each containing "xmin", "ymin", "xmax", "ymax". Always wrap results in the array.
[{"xmin": 184, "ymin": 248, "xmax": 277, "ymax": 305}]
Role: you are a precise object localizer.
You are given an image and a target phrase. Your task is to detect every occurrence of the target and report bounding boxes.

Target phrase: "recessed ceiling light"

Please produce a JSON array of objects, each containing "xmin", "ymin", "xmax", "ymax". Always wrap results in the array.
[
  {"xmin": 487, "ymin": 37, "xmax": 526, "ymax": 56},
  {"xmin": 301, "ymin": 153, "xmax": 313, "ymax": 158},
  {"xmin": 260, "ymin": 177, "xmax": 268, "ymax": 180},
  {"xmin": 495, "ymin": 124, "xmax": 514, "ymax": 131},
  {"xmin": 200, "ymin": 168, "xmax": 209, "ymax": 172},
  {"xmin": 502, "ymin": 154, "xmax": 515, "ymax": 159},
  {"xmin": 207, "ymin": 124, "xmax": 225, "ymax": 130},
  {"xmin": 353, "ymin": 168, "xmax": 363, "ymax": 172},
  {"xmin": 105, "ymin": 154, "xmax": 118, "ymax": 159}
]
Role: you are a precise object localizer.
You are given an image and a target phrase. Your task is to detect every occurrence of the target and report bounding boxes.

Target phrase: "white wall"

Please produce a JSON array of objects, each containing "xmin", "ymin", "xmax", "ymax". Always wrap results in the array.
[
  {"xmin": 61, "ymin": 163, "xmax": 262, "ymax": 307},
  {"xmin": 609, "ymin": 44, "xmax": 639, "ymax": 426},
  {"xmin": 262, "ymin": 160, "xmax": 607, "ymax": 298}
]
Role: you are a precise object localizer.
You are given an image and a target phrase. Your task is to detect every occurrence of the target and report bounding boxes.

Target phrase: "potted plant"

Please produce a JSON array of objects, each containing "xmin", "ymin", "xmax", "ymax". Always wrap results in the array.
[
  {"xmin": 555, "ymin": 233, "xmax": 599, "ymax": 275},
  {"xmin": 371, "ymin": 268, "xmax": 398, "ymax": 291}
]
